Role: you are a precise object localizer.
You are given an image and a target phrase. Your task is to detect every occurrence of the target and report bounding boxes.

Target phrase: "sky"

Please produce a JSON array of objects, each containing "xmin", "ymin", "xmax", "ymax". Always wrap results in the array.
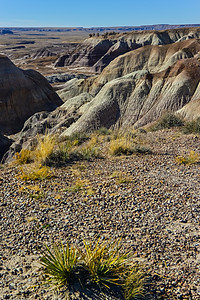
[{"xmin": 0, "ymin": 0, "xmax": 200, "ymax": 27}]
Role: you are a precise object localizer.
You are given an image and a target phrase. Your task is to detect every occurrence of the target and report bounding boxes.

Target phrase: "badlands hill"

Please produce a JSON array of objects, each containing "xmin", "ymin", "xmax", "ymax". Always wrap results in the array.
[
  {"xmin": 55, "ymin": 37, "xmax": 200, "ymax": 136},
  {"xmin": 56, "ymin": 27, "xmax": 200, "ymax": 72},
  {"xmin": 0, "ymin": 55, "xmax": 62, "ymax": 136},
  {"xmin": 1, "ymin": 27, "xmax": 200, "ymax": 160},
  {"xmin": 0, "ymin": 55, "xmax": 63, "ymax": 160}
]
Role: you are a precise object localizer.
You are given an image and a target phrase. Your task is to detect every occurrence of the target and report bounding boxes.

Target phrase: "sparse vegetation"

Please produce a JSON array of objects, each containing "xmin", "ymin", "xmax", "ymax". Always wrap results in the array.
[
  {"xmin": 19, "ymin": 184, "xmax": 45, "ymax": 199},
  {"xmin": 124, "ymin": 269, "xmax": 146, "ymax": 300},
  {"xmin": 40, "ymin": 238, "xmax": 145, "ymax": 298},
  {"xmin": 134, "ymin": 145, "xmax": 152, "ymax": 154},
  {"xmin": 33, "ymin": 134, "xmax": 56, "ymax": 165},
  {"xmin": 151, "ymin": 112, "xmax": 184, "ymax": 131},
  {"xmin": 176, "ymin": 150, "xmax": 200, "ymax": 165},
  {"xmin": 80, "ymin": 239, "xmax": 130, "ymax": 285},
  {"xmin": 15, "ymin": 149, "xmax": 33, "ymax": 165},
  {"xmin": 109, "ymin": 137, "xmax": 134, "ymax": 156},
  {"xmin": 182, "ymin": 118, "xmax": 200, "ymax": 134},
  {"xmin": 64, "ymin": 179, "xmax": 87, "ymax": 193},
  {"xmin": 110, "ymin": 171, "xmax": 132, "ymax": 184},
  {"xmin": 19, "ymin": 165, "xmax": 53, "ymax": 181},
  {"xmin": 15, "ymin": 130, "xmax": 151, "ymax": 171},
  {"xmin": 40, "ymin": 242, "xmax": 78, "ymax": 288}
]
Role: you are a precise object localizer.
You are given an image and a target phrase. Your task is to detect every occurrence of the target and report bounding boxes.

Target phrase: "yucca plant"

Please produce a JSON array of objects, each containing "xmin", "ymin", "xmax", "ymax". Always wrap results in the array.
[
  {"xmin": 80, "ymin": 239, "xmax": 129, "ymax": 286},
  {"xmin": 40, "ymin": 242, "xmax": 78, "ymax": 288},
  {"xmin": 39, "ymin": 239, "xmax": 146, "ymax": 299}
]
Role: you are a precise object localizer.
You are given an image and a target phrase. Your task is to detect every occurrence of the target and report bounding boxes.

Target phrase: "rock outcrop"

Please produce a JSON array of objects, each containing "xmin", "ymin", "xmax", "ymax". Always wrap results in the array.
[
  {"xmin": 177, "ymin": 98, "xmax": 200, "ymax": 121},
  {"xmin": 0, "ymin": 133, "xmax": 12, "ymax": 161},
  {"xmin": 0, "ymin": 55, "xmax": 63, "ymax": 135},
  {"xmin": 56, "ymin": 27, "xmax": 200, "ymax": 72}
]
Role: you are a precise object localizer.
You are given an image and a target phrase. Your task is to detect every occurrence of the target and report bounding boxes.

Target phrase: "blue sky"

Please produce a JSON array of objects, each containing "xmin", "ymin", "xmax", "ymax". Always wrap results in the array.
[{"xmin": 1, "ymin": 0, "xmax": 200, "ymax": 27}]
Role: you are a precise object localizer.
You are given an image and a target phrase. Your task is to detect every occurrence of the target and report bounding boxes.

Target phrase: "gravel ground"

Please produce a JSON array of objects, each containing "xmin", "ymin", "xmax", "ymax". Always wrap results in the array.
[{"xmin": 0, "ymin": 129, "xmax": 200, "ymax": 299}]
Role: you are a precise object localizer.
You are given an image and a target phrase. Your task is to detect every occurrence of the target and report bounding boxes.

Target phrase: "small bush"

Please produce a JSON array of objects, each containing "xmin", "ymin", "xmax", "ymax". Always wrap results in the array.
[
  {"xmin": 48, "ymin": 134, "xmax": 100, "ymax": 165},
  {"xmin": 176, "ymin": 150, "xmax": 199, "ymax": 165},
  {"xmin": 134, "ymin": 145, "xmax": 152, "ymax": 154},
  {"xmin": 80, "ymin": 145, "xmax": 100, "ymax": 160},
  {"xmin": 65, "ymin": 179, "xmax": 86, "ymax": 193},
  {"xmin": 96, "ymin": 127, "xmax": 111, "ymax": 136},
  {"xmin": 64, "ymin": 132, "xmax": 89, "ymax": 146},
  {"xmin": 110, "ymin": 171, "xmax": 132, "ymax": 184},
  {"xmin": 151, "ymin": 113, "xmax": 184, "ymax": 131},
  {"xmin": 182, "ymin": 118, "xmax": 200, "ymax": 134},
  {"xmin": 19, "ymin": 165, "xmax": 52, "ymax": 181},
  {"xmin": 15, "ymin": 149, "xmax": 32, "ymax": 165},
  {"xmin": 40, "ymin": 242, "xmax": 77, "ymax": 287}
]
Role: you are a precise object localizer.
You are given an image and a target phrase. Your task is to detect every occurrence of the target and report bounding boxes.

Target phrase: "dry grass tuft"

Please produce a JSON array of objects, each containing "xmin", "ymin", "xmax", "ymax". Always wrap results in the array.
[
  {"xmin": 19, "ymin": 165, "xmax": 53, "ymax": 181},
  {"xmin": 33, "ymin": 134, "xmax": 56, "ymax": 165},
  {"xmin": 176, "ymin": 150, "xmax": 200, "ymax": 165},
  {"xmin": 15, "ymin": 149, "xmax": 33, "ymax": 165},
  {"xmin": 109, "ymin": 137, "xmax": 134, "ymax": 156}
]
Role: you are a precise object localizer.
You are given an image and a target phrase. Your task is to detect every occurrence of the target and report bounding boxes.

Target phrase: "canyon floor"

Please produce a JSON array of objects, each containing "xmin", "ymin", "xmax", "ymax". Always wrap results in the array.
[{"xmin": 0, "ymin": 129, "xmax": 200, "ymax": 299}]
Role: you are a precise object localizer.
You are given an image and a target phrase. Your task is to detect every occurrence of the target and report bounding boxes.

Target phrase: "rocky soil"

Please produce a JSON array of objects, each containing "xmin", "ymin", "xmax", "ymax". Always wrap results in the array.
[{"xmin": 0, "ymin": 129, "xmax": 200, "ymax": 299}]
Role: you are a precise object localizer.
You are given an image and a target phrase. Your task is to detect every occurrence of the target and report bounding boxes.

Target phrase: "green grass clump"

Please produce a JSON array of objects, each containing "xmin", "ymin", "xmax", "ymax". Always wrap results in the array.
[
  {"xmin": 40, "ymin": 242, "xmax": 77, "ymax": 287},
  {"xmin": 151, "ymin": 112, "xmax": 184, "ymax": 131},
  {"xmin": 134, "ymin": 145, "xmax": 152, "ymax": 155},
  {"xmin": 63, "ymin": 132, "xmax": 89, "ymax": 146},
  {"xmin": 182, "ymin": 118, "xmax": 200, "ymax": 134},
  {"xmin": 81, "ymin": 239, "xmax": 128, "ymax": 286},
  {"xmin": 49, "ymin": 134, "xmax": 100, "ymax": 164},
  {"xmin": 39, "ymin": 238, "xmax": 146, "ymax": 299},
  {"xmin": 96, "ymin": 127, "xmax": 111, "ymax": 136}
]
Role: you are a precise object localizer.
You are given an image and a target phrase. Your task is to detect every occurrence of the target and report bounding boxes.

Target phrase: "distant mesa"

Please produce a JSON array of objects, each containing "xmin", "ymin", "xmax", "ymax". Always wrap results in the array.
[
  {"xmin": 3, "ymin": 24, "xmax": 200, "ymax": 33},
  {"xmin": 0, "ymin": 29, "xmax": 13, "ymax": 35}
]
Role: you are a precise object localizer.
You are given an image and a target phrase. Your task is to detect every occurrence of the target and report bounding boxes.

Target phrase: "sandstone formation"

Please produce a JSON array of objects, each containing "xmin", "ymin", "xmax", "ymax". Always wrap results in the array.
[
  {"xmin": 0, "ymin": 55, "xmax": 63, "ymax": 135},
  {"xmin": 56, "ymin": 27, "xmax": 200, "ymax": 72}
]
